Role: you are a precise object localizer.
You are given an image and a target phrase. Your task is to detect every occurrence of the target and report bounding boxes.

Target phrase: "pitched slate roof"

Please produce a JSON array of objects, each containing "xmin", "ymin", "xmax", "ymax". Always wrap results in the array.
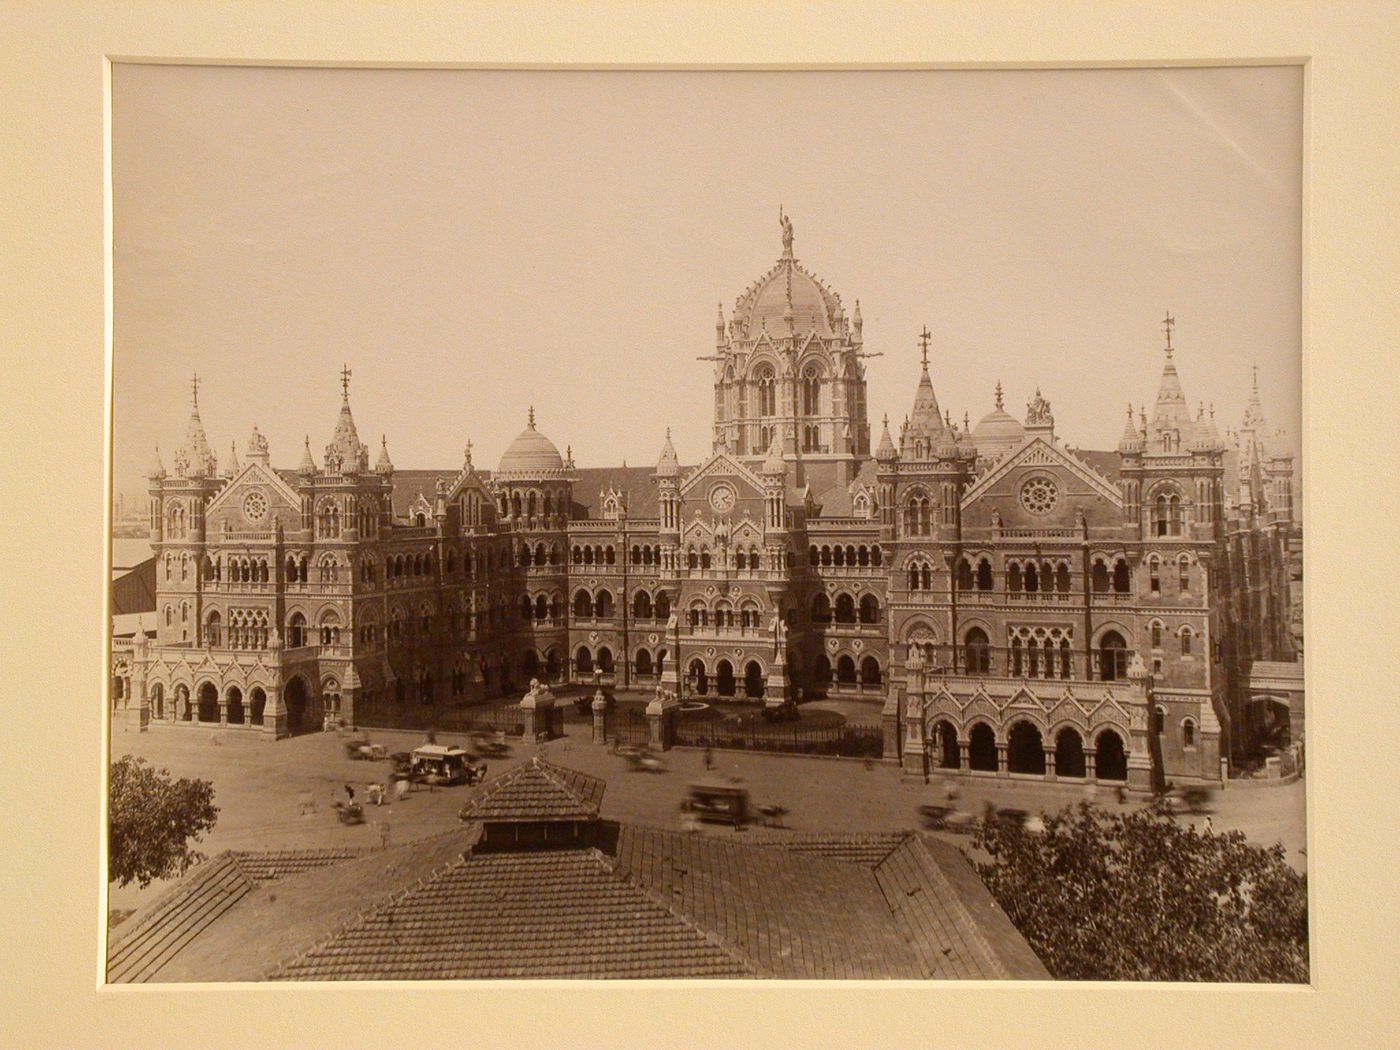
[
  {"xmin": 111, "ymin": 556, "xmax": 156, "ymax": 615},
  {"xmin": 455, "ymin": 757, "xmax": 606, "ymax": 824},
  {"xmin": 107, "ymin": 847, "xmax": 366, "ymax": 984},
  {"xmin": 1068, "ymin": 448, "xmax": 1121, "ymax": 483},
  {"xmin": 272, "ymin": 847, "xmax": 751, "ymax": 980}
]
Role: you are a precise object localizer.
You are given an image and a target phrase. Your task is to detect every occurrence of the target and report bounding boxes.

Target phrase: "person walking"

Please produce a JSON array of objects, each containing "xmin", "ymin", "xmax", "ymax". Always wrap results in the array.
[
  {"xmin": 703, "ymin": 747, "xmax": 714, "ymax": 771},
  {"xmin": 344, "ymin": 783, "xmax": 355, "ymax": 803}
]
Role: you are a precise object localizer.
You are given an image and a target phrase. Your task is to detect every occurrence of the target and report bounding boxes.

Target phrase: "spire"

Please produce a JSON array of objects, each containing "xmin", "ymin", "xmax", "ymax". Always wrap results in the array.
[
  {"xmin": 716, "ymin": 302, "xmax": 725, "ymax": 344},
  {"xmin": 148, "ymin": 444, "xmax": 165, "ymax": 478},
  {"xmin": 226, "ymin": 440, "xmax": 240, "ymax": 477},
  {"xmin": 875, "ymin": 414, "xmax": 897, "ymax": 461},
  {"xmin": 1190, "ymin": 399, "xmax": 1222, "ymax": 452},
  {"xmin": 994, "ymin": 380, "xmax": 1004, "ymax": 410},
  {"xmin": 1243, "ymin": 362, "xmax": 1268, "ymax": 430},
  {"xmin": 903, "ymin": 328, "xmax": 946, "ymax": 456},
  {"xmin": 1118, "ymin": 402, "xmax": 1143, "ymax": 452},
  {"xmin": 299, "ymin": 435, "xmax": 316, "ymax": 475},
  {"xmin": 175, "ymin": 372, "xmax": 217, "ymax": 477},
  {"xmin": 324, "ymin": 369, "xmax": 368, "ymax": 473},
  {"xmin": 375, "ymin": 434, "xmax": 393, "ymax": 474},
  {"xmin": 655, "ymin": 427, "xmax": 679, "ymax": 477},
  {"xmin": 1151, "ymin": 312, "xmax": 1189, "ymax": 419}
]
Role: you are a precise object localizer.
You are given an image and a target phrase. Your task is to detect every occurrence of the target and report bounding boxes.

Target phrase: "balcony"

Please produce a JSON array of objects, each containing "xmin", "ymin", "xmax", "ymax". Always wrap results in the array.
[{"xmin": 904, "ymin": 643, "xmax": 1139, "ymax": 686}]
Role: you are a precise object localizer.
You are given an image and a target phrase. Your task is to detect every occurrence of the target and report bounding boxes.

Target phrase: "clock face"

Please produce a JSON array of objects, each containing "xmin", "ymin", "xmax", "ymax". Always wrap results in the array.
[
  {"xmin": 708, "ymin": 484, "xmax": 736, "ymax": 513},
  {"xmin": 242, "ymin": 490, "xmax": 268, "ymax": 523}
]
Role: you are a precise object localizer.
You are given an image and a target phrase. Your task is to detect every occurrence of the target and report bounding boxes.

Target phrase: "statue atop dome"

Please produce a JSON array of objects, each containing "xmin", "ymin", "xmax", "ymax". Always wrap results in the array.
[{"xmin": 779, "ymin": 206, "xmax": 794, "ymax": 256}]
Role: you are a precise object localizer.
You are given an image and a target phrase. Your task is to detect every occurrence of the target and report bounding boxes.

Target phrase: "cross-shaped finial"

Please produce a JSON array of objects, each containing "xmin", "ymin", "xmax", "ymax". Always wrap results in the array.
[
  {"xmin": 1162, "ymin": 311, "xmax": 1175, "ymax": 351},
  {"xmin": 994, "ymin": 380, "xmax": 1004, "ymax": 409},
  {"xmin": 918, "ymin": 326, "xmax": 932, "ymax": 367},
  {"xmin": 339, "ymin": 363, "xmax": 352, "ymax": 400},
  {"xmin": 190, "ymin": 373, "xmax": 200, "ymax": 409}
]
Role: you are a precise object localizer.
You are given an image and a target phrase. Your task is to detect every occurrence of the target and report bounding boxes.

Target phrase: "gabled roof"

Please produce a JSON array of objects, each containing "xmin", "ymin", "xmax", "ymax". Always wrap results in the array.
[
  {"xmin": 961, "ymin": 436, "xmax": 1122, "ymax": 509},
  {"xmin": 678, "ymin": 451, "xmax": 767, "ymax": 499},
  {"xmin": 455, "ymin": 757, "xmax": 606, "ymax": 824},
  {"xmin": 206, "ymin": 460, "xmax": 303, "ymax": 517}
]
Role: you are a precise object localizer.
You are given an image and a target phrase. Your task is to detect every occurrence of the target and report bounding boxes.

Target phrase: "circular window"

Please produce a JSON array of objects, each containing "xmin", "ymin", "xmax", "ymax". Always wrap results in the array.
[
  {"xmin": 242, "ymin": 491, "xmax": 268, "ymax": 523},
  {"xmin": 1019, "ymin": 476, "xmax": 1059, "ymax": 515}
]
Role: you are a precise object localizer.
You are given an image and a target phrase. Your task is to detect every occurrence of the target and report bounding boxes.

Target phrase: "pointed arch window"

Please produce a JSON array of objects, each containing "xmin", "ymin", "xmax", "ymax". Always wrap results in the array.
[
  {"xmin": 755, "ymin": 365, "xmax": 776, "ymax": 417},
  {"xmin": 801, "ymin": 364, "xmax": 822, "ymax": 416}
]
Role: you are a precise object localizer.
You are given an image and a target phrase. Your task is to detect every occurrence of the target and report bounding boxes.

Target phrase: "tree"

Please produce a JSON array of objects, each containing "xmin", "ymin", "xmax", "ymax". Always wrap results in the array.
[
  {"xmin": 973, "ymin": 802, "xmax": 1308, "ymax": 982},
  {"xmin": 109, "ymin": 756, "xmax": 219, "ymax": 889}
]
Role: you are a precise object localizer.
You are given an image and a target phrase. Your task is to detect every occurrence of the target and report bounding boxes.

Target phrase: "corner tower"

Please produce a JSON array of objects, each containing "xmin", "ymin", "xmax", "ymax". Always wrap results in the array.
[{"xmin": 708, "ymin": 210, "xmax": 872, "ymax": 491}]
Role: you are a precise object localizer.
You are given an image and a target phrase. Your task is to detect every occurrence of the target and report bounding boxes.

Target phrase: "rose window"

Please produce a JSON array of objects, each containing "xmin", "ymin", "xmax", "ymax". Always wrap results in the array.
[
  {"xmin": 242, "ymin": 491, "xmax": 268, "ymax": 523},
  {"xmin": 1019, "ymin": 477, "xmax": 1058, "ymax": 515}
]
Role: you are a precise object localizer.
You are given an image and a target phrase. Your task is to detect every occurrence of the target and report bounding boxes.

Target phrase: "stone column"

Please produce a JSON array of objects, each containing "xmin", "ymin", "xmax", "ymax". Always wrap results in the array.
[
  {"xmin": 219, "ymin": 696, "xmax": 228, "ymax": 726},
  {"xmin": 901, "ymin": 695, "xmax": 926, "ymax": 778},
  {"xmin": 128, "ymin": 633, "xmax": 150, "ymax": 733},
  {"xmin": 591, "ymin": 690, "xmax": 608, "ymax": 745},
  {"xmin": 267, "ymin": 685, "xmax": 288, "ymax": 739},
  {"xmin": 341, "ymin": 664, "xmax": 361, "ymax": 730},
  {"xmin": 1084, "ymin": 749, "xmax": 1097, "ymax": 781},
  {"xmin": 996, "ymin": 744, "xmax": 1009, "ymax": 776},
  {"xmin": 1043, "ymin": 747, "xmax": 1057, "ymax": 780},
  {"xmin": 882, "ymin": 685, "xmax": 903, "ymax": 763},
  {"xmin": 958, "ymin": 740, "xmax": 971, "ymax": 769},
  {"xmin": 1126, "ymin": 654, "xmax": 1157, "ymax": 795}
]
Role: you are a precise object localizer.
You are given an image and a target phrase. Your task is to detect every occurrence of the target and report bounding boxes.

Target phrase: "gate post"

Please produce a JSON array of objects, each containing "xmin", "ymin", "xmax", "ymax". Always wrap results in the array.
[
  {"xmin": 519, "ymin": 678, "xmax": 558, "ymax": 741},
  {"xmin": 646, "ymin": 684, "xmax": 679, "ymax": 751},
  {"xmin": 591, "ymin": 689, "xmax": 608, "ymax": 745}
]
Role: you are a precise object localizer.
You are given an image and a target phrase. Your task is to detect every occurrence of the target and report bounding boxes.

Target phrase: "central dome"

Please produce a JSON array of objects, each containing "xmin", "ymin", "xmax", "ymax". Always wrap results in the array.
[
  {"xmin": 496, "ymin": 411, "xmax": 565, "ymax": 478},
  {"xmin": 739, "ymin": 262, "xmax": 836, "ymax": 338},
  {"xmin": 972, "ymin": 406, "xmax": 1025, "ymax": 462}
]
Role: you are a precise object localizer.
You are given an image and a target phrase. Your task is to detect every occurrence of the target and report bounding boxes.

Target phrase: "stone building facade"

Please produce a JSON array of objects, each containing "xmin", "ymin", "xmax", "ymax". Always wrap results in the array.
[{"xmin": 120, "ymin": 217, "xmax": 1298, "ymax": 787}]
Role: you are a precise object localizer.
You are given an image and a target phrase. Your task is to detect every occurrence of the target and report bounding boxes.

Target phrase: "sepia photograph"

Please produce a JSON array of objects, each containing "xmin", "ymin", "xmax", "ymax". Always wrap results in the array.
[{"xmin": 104, "ymin": 64, "xmax": 1306, "ymax": 985}]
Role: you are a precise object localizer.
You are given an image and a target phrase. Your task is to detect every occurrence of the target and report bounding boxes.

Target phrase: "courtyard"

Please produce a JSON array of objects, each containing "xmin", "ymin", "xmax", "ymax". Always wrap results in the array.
[{"xmin": 107, "ymin": 712, "xmax": 1308, "ymax": 923}]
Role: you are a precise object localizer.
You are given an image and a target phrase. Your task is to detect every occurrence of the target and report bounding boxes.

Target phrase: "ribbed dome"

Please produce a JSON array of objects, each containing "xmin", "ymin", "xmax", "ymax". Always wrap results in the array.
[
  {"xmin": 971, "ymin": 407, "xmax": 1025, "ymax": 459},
  {"xmin": 741, "ymin": 264, "xmax": 834, "ymax": 337},
  {"xmin": 497, "ymin": 411, "xmax": 565, "ymax": 478}
]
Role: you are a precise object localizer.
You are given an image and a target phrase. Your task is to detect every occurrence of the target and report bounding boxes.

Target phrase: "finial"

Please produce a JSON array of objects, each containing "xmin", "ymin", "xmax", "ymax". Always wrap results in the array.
[
  {"xmin": 918, "ymin": 326, "xmax": 931, "ymax": 369},
  {"xmin": 1162, "ymin": 311, "xmax": 1175, "ymax": 354},
  {"xmin": 1251, "ymin": 363, "xmax": 1259, "ymax": 393},
  {"xmin": 665, "ymin": 426, "xmax": 671, "ymax": 439},
  {"xmin": 340, "ymin": 363, "xmax": 352, "ymax": 400},
  {"xmin": 963, "ymin": 411, "xmax": 970, "ymax": 432},
  {"xmin": 464, "ymin": 439, "xmax": 473, "ymax": 468},
  {"xmin": 882, "ymin": 413, "xmax": 889, "ymax": 427},
  {"xmin": 1209, "ymin": 402, "xmax": 1216, "ymax": 420},
  {"xmin": 527, "ymin": 406, "xmax": 535, "ymax": 429},
  {"xmin": 1127, "ymin": 402, "xmax": 1134, "ymax": 420},
  {"xmin": 1198, "ymin": 400, "xmax": 1205, "ymax": 419},
  {"xmin": 994, "ymin": 381, "xmax": 1004, "ymax": 409},
  {"xmin": 944, "ymin": 409, "xmax": 952, "ymax": 428},
  {"xmin": 190, "ymin": 373, "xmax": 200, "ymax": 411}
]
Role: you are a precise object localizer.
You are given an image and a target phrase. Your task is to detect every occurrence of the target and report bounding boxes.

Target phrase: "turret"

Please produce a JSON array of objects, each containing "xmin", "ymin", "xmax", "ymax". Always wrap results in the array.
[
  {"xmin": 299, "ymin": 436, "xmax": 317, "ymax": 476},
  {"xmin": 375, "ymin": 435, "xmax": 394, "ymax": 475}
]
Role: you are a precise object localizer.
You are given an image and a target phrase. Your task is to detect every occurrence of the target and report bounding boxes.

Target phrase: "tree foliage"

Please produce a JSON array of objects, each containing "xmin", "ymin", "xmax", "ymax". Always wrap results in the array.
[
  {"xmin": 973, "ymin": 802, "xmax": 1308, "ymax": 982},
  {"xmin": 109, "ymin": 756, "xmax": 219, "ymax": 889}
]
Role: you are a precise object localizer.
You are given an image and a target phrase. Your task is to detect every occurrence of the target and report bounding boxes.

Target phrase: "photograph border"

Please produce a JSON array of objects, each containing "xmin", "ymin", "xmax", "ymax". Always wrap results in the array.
[{"xmin": 4, "ymin": 2, "xmax": 1395, "ymax": 1047}]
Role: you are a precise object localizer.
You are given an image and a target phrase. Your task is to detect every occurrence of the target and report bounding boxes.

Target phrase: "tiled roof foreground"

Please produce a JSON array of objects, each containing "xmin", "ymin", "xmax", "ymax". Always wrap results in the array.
[
  {"xmin": 108, "ymin": 762, "xmax": 1048, "ymax": 982},
  {"xmin": 455, "ymin": 757, "xmax": 605, "ymax": 823}
]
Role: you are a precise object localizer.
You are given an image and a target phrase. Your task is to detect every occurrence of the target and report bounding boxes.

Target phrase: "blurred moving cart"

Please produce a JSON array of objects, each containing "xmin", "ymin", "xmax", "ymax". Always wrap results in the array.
[
  {"xmin": 409, "ymin": 744, "xmax": 486, "ymax": 787},
  {"xmin": 682, "ymin": 777, "xmax": 750, "ymax": 830}
]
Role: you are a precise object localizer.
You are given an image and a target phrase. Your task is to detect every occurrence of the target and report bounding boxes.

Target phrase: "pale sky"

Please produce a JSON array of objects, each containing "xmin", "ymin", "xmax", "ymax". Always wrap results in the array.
[{"xmin": 112, "ymin": 65, "xmax": 1302, "ymax": 499}]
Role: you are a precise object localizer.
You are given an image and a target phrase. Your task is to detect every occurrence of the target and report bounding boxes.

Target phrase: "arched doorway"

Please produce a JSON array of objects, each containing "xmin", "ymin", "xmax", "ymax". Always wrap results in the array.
[
  {"xmin": 933, "ymin": 721, "xmax": 959, "ymax": 769},
  {"xmin": 544, "ymin": 648, "xmax": 560, "ymax": 681},
  {"xmin": 575, "ymin": 646, "xmax": 593, "ymax": 675},
  {"xmin": 150, "ymin": 683, "xmax": 164, "ymax": 720},
  {"xmin": 226, "ymin": 686, "xmax": 245, "ymax": 725},
  {"xmin": 1055, "ymin": 727, "xmax": 1086, "ymax": 778},
  {"xmin": 597, "ymin": 647, "xmax": 614, "ymax": 675},
  {"xmin": 522, "ymin": 650, "xmax": 540, "ymax": 680},
  {"xmin": 1095, "ymin": 729, "xmax": 1128, "ymax": 781},
  {"xmin": 715, "ymin": 659, "xmax": 736, "ymax": 698},
  {"xmin": 688, "ymin": 659, "xmax": 708, "ymax": 696},
  {"xmin": 968, "ymin": 723, "xmax": 998, "ymax": 772},
  {"xmin": 1099, "ymin": 630, "xmax": 1128, "ymax": 681},
  {"xmin": 836, "ymin": 655, "xmax": 857, "ymax": 687},
  {"xmin": 743, "ymin": 661, "xmax": 764, "ymax": 699},
  {"xmin": 635, "ymin": 649, "xmax": 653, "ymax": 678},
  {"xmin": 1007, "ymin": 721, "xmax": 1046, "ymax": 775},
  {"xmin": 284, "ymin": 676, "xmax": 309, "ymax": 735},
  {"xmin": 249, "ymin": 686, "xmax": 266, "ymax": 727},
  {"xmin": 197, "ymin": 683, "xmax": 219, "ymax": 723}
]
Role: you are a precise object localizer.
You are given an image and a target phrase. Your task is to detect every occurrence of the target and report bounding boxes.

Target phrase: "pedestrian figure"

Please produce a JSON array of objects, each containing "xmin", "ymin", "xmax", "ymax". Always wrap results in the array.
[
  {"xmin": 344, "ymin": 783, "xmax": 355, "ymax": 803},
  {"xmin": 377, "ymin": 821, "xmax": 391, "ymax": 850},
  {"xmin": 704, "ymin": 747, "xmax": 714, "ymax": 770},
  {"xmin": 395, "ymin": 778, "xmax": 410, "ymax": 803},
  {"xmin": 297, "ymin": 791, "xmax": 316, "ymax": 816},
  {"xmin": 1204, "ymin": 815, "xmax": 1214, "ymax": 834}
]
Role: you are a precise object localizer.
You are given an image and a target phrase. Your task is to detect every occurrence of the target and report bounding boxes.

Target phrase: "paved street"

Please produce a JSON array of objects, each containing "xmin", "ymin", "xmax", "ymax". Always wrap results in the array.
[{"xmin": 107, "ymin": 714, "xmax": 1307, "ymax": 921}]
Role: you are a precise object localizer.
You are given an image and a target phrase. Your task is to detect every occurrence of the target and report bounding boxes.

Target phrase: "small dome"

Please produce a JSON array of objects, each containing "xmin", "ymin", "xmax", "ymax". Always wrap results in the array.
[
  {"xmin": 497, "ymin": 410, "xmax": 565, "ymax": 479},
  {"xmin": 971, "ymin": 406, "xmax": 1024, "ymax": 462}
]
